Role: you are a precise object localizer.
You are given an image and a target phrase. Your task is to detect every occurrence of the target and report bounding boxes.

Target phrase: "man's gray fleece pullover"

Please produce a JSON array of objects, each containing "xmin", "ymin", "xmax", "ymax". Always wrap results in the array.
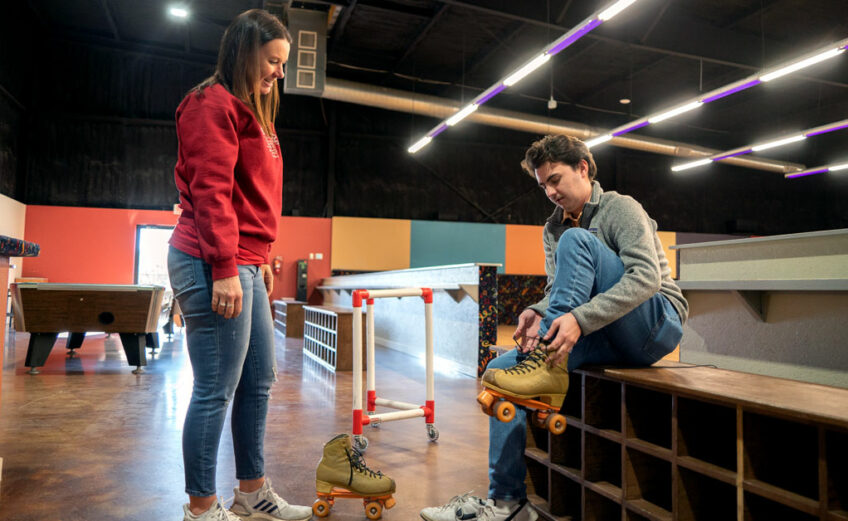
[{"xmin": 527, "ymin": 181, "xmax": 688, "ymax": 335}]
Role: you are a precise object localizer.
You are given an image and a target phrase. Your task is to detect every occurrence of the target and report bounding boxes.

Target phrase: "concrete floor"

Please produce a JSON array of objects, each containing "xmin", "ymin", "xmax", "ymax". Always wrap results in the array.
[{"xmin": 0, "ymin": 327, "xmax": 491, "ymax": 520}]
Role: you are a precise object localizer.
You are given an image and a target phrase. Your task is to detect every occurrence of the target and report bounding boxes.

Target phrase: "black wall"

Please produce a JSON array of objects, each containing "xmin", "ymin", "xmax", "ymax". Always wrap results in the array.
[{"xmin": 1, "ymin": 9, "xmax": 846, "ymax": 235}]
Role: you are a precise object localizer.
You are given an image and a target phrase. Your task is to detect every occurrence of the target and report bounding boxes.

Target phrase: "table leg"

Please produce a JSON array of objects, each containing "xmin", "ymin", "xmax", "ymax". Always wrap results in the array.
[
  {"xmin": 145, "ymin": 332, "xmax": 159, "ymax": 352},
  {"xmin": 118, "ymin": 333, "xmax": 148, "ymax": 374},
  {"xmin": 25, "ymin": 332, "xmax": 59, "ymax": 374},
  {"xmin": 66, "ymin": 332, "xmax": 86, "ymax": 356}
]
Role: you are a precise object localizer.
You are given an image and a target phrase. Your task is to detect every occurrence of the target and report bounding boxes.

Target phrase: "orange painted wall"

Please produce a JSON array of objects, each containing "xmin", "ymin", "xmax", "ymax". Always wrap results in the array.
[
  {"xmin": 23, "ymin": 206, "xmax": 178, "ymax": 283},
  {"xmin": 22, "ymin": 206, "xmax": 331, "ymax": 303},
  {"xmin": 504, "ymin": 224, "xmax": 546, "ymax": 275},
  {"xmin": 269, "ymin": 216, "xmax": 332, "ymax": 304}
]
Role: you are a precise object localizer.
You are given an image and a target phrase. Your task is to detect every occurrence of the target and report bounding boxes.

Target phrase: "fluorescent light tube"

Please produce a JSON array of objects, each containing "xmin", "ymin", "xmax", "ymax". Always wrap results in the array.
[
  {"xmin": 598, "ymin": 0, "xmax": 639, "ymax": 21},
  {"xmin": 169, "ymin": 7, "xmax": 188, "ymax": 17},
  {"xmin": 751, "ymin": 134, "xmax": 805, "ymax": 152},
  {"xmin": 446, "ymin": 104, "xmax": 479, "ymax": 126},
  {"xmin": 504, "ymin": 53, "xmax": 551, "ymax": 86},
  {"xmin": 760, "ymin": 47, "xmax": 845, "ymax": 82},
  {"xmin": 672, "ymin": 158, "xmax": 712, "ymax": 172},
  {"xmin": 649, "ymin": 101, "xmax": 703, "ymax": 123},
  {"xmin": 585, "ymin": 135, "xmax": 612, "ymax": 148},
  {"xmin": 408, "ymin": 137, "xmax": 432, "ymax": 154},
  {"xmin": 830, "ymin": 162, "xmax": 848, "ymax": 172}
]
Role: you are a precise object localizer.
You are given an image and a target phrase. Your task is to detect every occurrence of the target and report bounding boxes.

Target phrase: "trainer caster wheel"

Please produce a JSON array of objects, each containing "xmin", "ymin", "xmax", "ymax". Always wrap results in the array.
[
  {"xmin": 312, "ymin": 499, "xmax": 332, "ymax": 517},
  {"xmin": 426, "ymin": 423, "xmax": 439, "ymax": 442},
  {"xmin": 494, "ymin": 400, "xmax": 516, "ymax": 423},
  {"xmin": 353, "ymin": 434, "xmax": 369, "ymax": 452},
  {"xmin": 365, "ymin": 500, "xmax": 382, "ymax": 520}
]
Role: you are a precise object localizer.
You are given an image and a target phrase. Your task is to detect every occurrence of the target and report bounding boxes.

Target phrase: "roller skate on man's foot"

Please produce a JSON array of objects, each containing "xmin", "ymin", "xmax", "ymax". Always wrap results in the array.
[
  {"xmin": 478, "ymin": 347, "xmax": 568, "ymax": 434},
  {"xmin": 313, "ymin": 433, "xmax": 396, "ymax": 519},
  {"xmin": 229, "ymin": 479, "xmax": 313, "ymax": 521}
]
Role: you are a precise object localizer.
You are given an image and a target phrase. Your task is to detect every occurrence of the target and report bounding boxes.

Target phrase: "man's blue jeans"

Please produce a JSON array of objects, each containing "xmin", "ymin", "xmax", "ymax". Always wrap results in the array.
[
  {"xmin": 488, "ymin": 228, "xmax": 682, "ymax": 500},
  {"xmin": 168, "ymin": 246, "xmax": 276, "ymax": 497}
]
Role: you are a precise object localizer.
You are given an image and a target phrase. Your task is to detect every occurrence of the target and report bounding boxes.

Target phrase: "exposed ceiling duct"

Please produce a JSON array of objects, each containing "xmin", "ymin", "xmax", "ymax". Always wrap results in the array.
[{"xmin": 323, "ymin": 78, "xmax": 804, "ymax": 174}]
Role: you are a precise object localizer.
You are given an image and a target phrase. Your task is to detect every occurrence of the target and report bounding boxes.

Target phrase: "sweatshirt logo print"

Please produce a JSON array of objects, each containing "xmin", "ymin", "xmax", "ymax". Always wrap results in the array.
[{"xmin": 262, "ymin": 130, "xmax": 280, "ymax": 159}]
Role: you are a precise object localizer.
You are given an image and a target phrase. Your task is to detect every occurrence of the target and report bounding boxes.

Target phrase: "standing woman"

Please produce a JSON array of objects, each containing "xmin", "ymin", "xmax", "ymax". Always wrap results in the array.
[{"xmin": 168, "ymin": 9, "xmax": 312, "ymax": 521}]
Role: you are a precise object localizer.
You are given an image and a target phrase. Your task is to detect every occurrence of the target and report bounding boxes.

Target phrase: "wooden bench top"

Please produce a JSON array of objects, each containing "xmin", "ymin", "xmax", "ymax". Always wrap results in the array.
[
  {"xmin": 581, "ymin": 361, "xmax": 848, "ymax": 429},
  {"xmin": 303, "ymin": 304, "xmax": 356, "ymax": 315}
]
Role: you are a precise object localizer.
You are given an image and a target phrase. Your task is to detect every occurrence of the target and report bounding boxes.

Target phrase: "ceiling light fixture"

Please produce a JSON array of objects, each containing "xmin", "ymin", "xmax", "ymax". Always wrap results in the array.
[
  {"xmin": 751, "ymin": 134, "xmax": 806, "ymax": 152},
  {"xmin": 406, "ymin": 0, "xmax": 643, "ymax": 154},
  {"xmin": 169, "ymin": 6, "xmax": 189, "ymax": 18},
  {"xmin": 446, "ymin": 104, "xmax": 479, "ymax": 126},
  {"xmin": 585, "ymin": 135, "xmax": 613, "ymax": 148},
  {"xmin": 588, "ymin": 38, "xmax": 848, "ymax": 151},
  {"xmin": 760, "ymin": 47, "xmax": 846, "ymax": 82},
  {"xmin": 785, "ymin": 161, "xmax": 848, "ymax": 179},
  {"xmin": 649, "ymin": 101, "xmax": 703, "ymax": 124},
  {"xmin": 670, "ymin": 117, "xmax": 848, "ymax": 172}
]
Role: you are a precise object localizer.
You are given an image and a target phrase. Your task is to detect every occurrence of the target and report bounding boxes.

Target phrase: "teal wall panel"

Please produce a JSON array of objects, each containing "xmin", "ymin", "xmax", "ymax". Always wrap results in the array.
[{"xmin": 410, "ymin": 221, "xmax": 506, "ymax": 273}]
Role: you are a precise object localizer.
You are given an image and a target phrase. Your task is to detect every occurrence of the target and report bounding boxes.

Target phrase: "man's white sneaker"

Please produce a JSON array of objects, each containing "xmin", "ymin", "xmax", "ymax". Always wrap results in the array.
[
  {"xmin": 419, "ymin": 492, "xmax": 489, "ymax": 520},
  {"xmin": 183, "ymin": 498, "xmax": 242, "ymax": 521},
  {"xmin": 229, "ymin": 479, "xmax": 312, "ymax": 521},
  {"xmin": 478, "ymin": 498, "xmax": 538, "ymax": 521}
]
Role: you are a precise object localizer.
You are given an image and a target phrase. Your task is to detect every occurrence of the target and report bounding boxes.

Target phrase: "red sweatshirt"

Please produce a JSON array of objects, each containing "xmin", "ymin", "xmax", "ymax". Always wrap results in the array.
[{"xmin": 169, "ymin": 83, "xmax": 283, "ymax": 280}]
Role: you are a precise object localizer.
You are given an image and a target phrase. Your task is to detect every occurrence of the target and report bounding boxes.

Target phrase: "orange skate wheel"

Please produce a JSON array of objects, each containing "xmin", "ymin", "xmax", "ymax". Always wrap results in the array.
[
  {"xmin": 365, "ymin": 500, "xmax": 383, "ymax": 519},
  {"xmin": 384, "ymin": 496, "xmax": 396, "ymax": 509},
  {"xmin": 531, "ymin": 410, "xmax": 548, "ymax": 429},
  {"xmin": 545, "ymin": 413, "xmax": 567, "ymax": 435},
  {"xmin": 494, "ymin": 400, "xmax": 515, "ymax": 423},
  {"xmin": 313, "ymin": 498, "xmax": 331, "ymax": 517}
]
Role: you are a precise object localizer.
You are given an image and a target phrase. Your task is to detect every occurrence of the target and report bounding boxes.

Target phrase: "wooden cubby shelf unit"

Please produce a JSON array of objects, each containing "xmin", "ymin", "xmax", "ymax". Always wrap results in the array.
[{"xmin": 524, "ymin": 361, "xmax": 848, "ymax": 521}]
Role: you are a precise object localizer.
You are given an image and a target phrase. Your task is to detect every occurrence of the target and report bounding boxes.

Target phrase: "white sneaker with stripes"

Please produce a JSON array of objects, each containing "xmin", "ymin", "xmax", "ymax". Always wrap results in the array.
[
  {"xmin": 183, "ymin": 498, "xmax": 242, "ymax": 521},
  {"xmin": 229, "ymin": 479, "xmax": 312, "ymax": 521}
]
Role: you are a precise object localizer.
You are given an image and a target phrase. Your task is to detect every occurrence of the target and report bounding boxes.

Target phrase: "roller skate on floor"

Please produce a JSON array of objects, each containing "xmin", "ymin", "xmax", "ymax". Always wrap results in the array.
[
  {"xmin": 314, "ymin": 433, "xmax": 396, "ymax": 519},
  {"xmin": 478, "ymin": 347, "xmax": 568, "ymax": 434}
]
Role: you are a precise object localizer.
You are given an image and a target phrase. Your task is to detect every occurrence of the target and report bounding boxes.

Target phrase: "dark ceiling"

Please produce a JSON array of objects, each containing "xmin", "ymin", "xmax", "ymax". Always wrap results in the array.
[{"xmin": 21, "ymin": 0, "xmax": 848, "ymax": 175}]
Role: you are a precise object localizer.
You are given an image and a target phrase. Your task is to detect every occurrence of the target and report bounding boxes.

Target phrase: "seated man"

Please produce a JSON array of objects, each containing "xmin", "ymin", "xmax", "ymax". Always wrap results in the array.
[{"xmin": 420, "ymin": 135, "xmax": 688, "ymax": 521}]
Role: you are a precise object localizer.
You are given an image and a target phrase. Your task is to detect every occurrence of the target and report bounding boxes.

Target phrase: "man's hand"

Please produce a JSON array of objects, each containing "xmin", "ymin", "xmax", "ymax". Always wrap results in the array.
[
  {"xmin": 211, "ymin": 276, "xmax": 243, "ymax": 319},
  {"xmin": 260, "ymin": 264, "xmax": 274, "ymax": 296},
  {"xmin": 513, "ymin": 309, "xmax": 543, "ymax": 353},
  {"xmin": 542, "ymin": 313, "xmax": 582, "ymax": 366}
]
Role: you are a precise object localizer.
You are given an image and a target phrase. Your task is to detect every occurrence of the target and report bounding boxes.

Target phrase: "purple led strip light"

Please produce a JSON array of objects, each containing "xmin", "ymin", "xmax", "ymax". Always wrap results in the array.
[
  {"xmin": 713, "ymin": 149, "xmax": 752, "ymax": 161},
  {"xmin": 476, "ymin": 84, "xmax": 506, "ymax": 106},
  {"xmin": 547, "ymin": 19, "xmax": 603, "ymax": 56},
  {"xmin": 805, "ymin": 121, "xmax": 848, "ymax": 137},
  {"xmin": 428, "ymin": 123, "xmax": 448, "ymax": 138},
  {"xmin": 701, "ymin": 79, "xmax": 761, "ymax": 104},
  {"xmin": 786, "ymin": 168, "xmax": 829, "ymax": 179},
  {"xmin": 612, "ymin": 120, "xmax": 649, "ymax": 136}
]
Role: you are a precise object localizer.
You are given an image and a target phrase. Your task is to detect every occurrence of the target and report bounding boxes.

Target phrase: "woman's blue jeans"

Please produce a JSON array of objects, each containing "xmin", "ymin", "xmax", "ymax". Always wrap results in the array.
[
  {"xmin": 488, "ymin": 228, "xmax": 682, "ymax": 500},
  {"xmin": 168, "ymin": 246, "xmax": 276, "ymax": 497}
]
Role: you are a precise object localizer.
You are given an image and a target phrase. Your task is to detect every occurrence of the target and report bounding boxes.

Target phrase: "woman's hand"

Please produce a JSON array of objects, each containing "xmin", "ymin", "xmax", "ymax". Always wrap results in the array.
[
  {"xmin": 211, "ymin": 276, "xmax": 243, "ymax": 319},
  {"xmin": 542, "ymin": 313, "xmax": 582, "ymax": 366},
  {"xmin": 260, "ymin": 264, "xmax": 274, "ymax": 296},
  {"xmin": 513, "ymin": 309, "xmax": 543, "ymax": 353}
]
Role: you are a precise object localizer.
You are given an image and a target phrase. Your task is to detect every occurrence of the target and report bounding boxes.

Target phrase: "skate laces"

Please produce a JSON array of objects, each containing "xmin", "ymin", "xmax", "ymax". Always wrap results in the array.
[
  {"xmin": 503, "ymin": 348, "xmax": 546, "ymax": 375},
  {"xmin": 346, "ymin": 447, "xmax": 383, "ymax": 479}
]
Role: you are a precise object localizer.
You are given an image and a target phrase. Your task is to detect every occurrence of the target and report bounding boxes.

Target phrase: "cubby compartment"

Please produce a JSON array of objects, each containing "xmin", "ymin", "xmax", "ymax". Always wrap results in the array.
[
  {"xmin": 562, "ymin": 373, "xmax": 583, "ymax": 420},
  {"xmin": 550, "ymin": 422, "xmax": 581, "ymax": 473},
  {"xmin": 743, "ymin": 492, "xmax": 818, "ymax": 521},
  {"xmin": 526, "ymin": 420, "xmax": 550, "ymax": 454},
  {"xmin": 625, "ymin": 385, "xmax": 671, "ymax": 449},
  {"xmin": 626, "ymin": 511, "xmax": 652, "ymax": 521},
  {"xmin": 584, "ymin": 376, "xmax": 621, "ymax": 432},
  {"xmin": 827, "ymin": 429, "xmax": 848, "ymax": 517},
  {"xmin": 677, "ymin": 467, "xmax": 736, "ymax": 520},
  {"xmin": 678, "ymin": 397, "xmax": 736, "ymax": 471},
  {"xmin": 585, "ymin": 432, "xmax": 621, "ymax": 489},
  {"xmin": 526, "ymin": 456, "xmax": 550, "ymax": 503},
  {"xmin": 585, "ymin": 488, "xmax": 621, "ymax": 520},
  {"xmin": 549, "ymin": 469, "xmax": 581, "ymax": 518},
  {"xmin": 743, "ymin": 412, "xmax": 818, "ymax": 501},
  {"xmin": 624, "ymin": 448, "xmax": 671, "ymax": 514}
]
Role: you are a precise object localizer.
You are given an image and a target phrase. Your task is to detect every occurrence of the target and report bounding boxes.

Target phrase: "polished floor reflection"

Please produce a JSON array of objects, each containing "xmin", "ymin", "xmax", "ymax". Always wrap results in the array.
[{"xmin": 0, "ymin": 327, "xmax": 490, "ymax": 520}]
